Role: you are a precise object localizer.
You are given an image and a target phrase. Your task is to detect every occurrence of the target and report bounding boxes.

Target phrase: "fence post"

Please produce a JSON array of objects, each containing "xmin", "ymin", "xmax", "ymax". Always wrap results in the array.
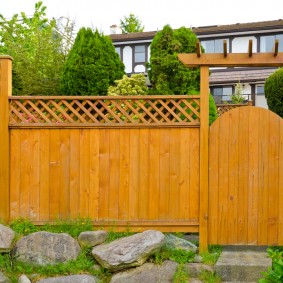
[
  {"xmin": 199, "ymin": 66, "xmax": 209, "ymax": 252},
  {"xmin": 0, "ymin": 56, "xmax": 12, "ymax": 223}
]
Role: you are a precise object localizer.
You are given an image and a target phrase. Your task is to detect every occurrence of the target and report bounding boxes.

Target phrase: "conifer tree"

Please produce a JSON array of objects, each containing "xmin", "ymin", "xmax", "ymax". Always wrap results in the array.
[{"xmin": 60, "ymin": 28, "xmax": 124, "ymax": 96}]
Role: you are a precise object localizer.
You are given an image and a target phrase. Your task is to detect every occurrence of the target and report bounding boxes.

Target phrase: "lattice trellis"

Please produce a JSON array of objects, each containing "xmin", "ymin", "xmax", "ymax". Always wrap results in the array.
[
  {"xmin": 216, "ymin": 103, "xmax": 247, "ymax": 116},
  {"xmin": 9, "ymin": 95, "xmax": 200, "ymax": 127}
]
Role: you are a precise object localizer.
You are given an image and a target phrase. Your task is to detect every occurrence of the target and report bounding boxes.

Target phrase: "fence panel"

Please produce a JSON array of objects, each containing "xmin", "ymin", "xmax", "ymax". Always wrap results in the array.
[{"xmin": 209, "ymin": 106, "xmax": 283, "ymax": 245}]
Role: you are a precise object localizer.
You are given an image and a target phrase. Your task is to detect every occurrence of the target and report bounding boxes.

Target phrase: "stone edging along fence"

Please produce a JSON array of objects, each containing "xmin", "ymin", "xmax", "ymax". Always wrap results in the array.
[{"xmin": 0, "ymin": 224, "xmax": 214, "ymax": 282}]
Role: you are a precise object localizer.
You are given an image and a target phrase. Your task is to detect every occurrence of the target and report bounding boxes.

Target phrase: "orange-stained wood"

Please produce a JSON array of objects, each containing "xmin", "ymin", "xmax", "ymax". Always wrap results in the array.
[
  {"xmin": 223, "ymin": 40, "xmax": 228, "ymax": 57},
  {"xmin": 248, "ymin": 40, "xmax": 253, "ymax": 57},
  {"xmin": 274, "ymin": 39, "xmax": 279, "ymax": 56}
]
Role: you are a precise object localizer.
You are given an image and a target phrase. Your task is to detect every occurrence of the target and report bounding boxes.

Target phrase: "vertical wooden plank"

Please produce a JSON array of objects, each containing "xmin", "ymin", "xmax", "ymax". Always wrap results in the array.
[
  {"xmin": 0, "ymin": 56, "xmax": 12, "ymax": 222},
  {"xmin": 59, "ymin": 130, "xmax": 70, "ymax": 220},
  {"xmin": 99, "ymin": 129, "xmax": 109, "ymax": 219},
  {"xmin": 159, "ymin": 128, "xmax": 170, "ymax": 220},
  {"xmin": 49, "ymin": 129, "xmax": 60, "ymax": 220},
  {"xmin": 190, "ymin": 128, "xmax": 200, "ymax": 221},
  {"xmin": 29, "ymin": 130, "xmax": 40, "ymax": 221},
  {"xmin": 70, "ymin": 130, "xmax": 80, "ymax": 219},
  {"xmin": 237, "ymin": 107, "xmax": 250, "ymax": 244},
  {"xmin": 169, "ymin": 128, "xmax": 180, "ymax": 220},
  {"xmin": 129, "ymin": 129, "xmax": 140, "ymax": 220},
  {"xmin": 179, "ymin": 128, "xmax": 190, "ymax": 220},
  {"xmin": 39, "ymin": 129, "xmax": 50, "ymax": 221},
  {"xmin": 199, "ymin": 65, "xmax": 209, "ymax": 252},
  {"xmin": 89, "ymin": 129, "xmax": 100, "ymax": 220},
  {"xmin": 227, "ymin": 108, "xmax": 239, "ymax": 244},
  {"xmin": 80, "ymin": 129, "xmax": 90, "ymax": 218},
  {"xmin": 218, "ymin": 114, "xmax": 229, "ymax": 244},
  {"xmin": 119, "ymin": 129, "xmax": 130, "ymax": 220},
  {"xmin": 267, "ymin": 111, "xmax": 279, "ymax": 245},
  {"xmin": 10, "ymin": 130, "xmax": 21, "ymax": 219},
  {"xmin": 20, "ymin": 130, "xmax": 31, "ymax": 218},
  {"xmin": 278, "ymin": 118, "xmax": 283, "ymax": 245},
  {"xmin": 139, "ymin": 129, "xmax": 149, "ymax": 220},
  {"xmin": 149, "ymin": 129, "xmax": 160, "ymax": 220},
  {"xmin": 208, "ymin": 120, "xmax": 219, "ymax": 244},
  {"xmin": 248, "ymin": 107, "xmax": 259, "ymax": 244}
]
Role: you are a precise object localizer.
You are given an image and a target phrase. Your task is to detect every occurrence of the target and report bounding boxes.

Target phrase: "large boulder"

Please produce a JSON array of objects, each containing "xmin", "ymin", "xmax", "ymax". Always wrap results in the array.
[
  {"xmin": 92, "ymin": 230, "xmax": 165, "ymax": 271},
  {"xmin": 12, "ymin": 232, "xmax": 81, "ymax": 266},
  {"xmin": 110, "ymin": 260, "xmax": 178, "ymax": 283},
  {"xmin": 78, "ymin": 230, "xmax": 107, "ymax": 247},
  {"xmin": 0, "ymin": 272, "xmax": 11, "ymax": 283},
  {"xmin": 37, "ymin": 275, "xmax": 99, "ymax": 283},
  {"xmin": 163, "ymin": 234, "xmax": 197, "ymax": 252},
  {"xmin": 0, "ymin": 224, "xmax": 15, "ymax": 252}
]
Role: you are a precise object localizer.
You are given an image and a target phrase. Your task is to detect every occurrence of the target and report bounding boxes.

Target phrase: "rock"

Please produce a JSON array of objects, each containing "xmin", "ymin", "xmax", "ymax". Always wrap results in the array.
[
  {"xmin": 193, "ymin": 255, "xmax": 203, "ymax": 263},
  {"xmin": 189, "ymin": 279, "xmax": 203, "ymax": 283},
  {"xmin": 92, "ymin": 263, "xmax": 102, "ymax": 271},
  {"xmin": 92, "ymin": 230, "xmax": 165, "ymax": 271},
  {"xmin": 78, "ymin": 230, "xmax": 107, "ymax": 247},
  {"xmin": 12, "ymin": 232, "xmax": 81, "ymax": 266},
  {"xmin": 37, "ymin": 275, "xmax": 99, "ymax": 283},
  {"xmin": 183, "ymin": 263, "xmax": 214, "ymax": 278},
  {"xmin": 163, "ymin": 234, "xmax": 197, "ymax": 252},
  {"xmin": 0, "ymin": 272, "xmax": 11, "ymax": 283},
  {"xmin": 0, "ymin": 224, "xmax": 15, "ymax": 252},
  {"xmin": 110, "ymin": 260, "xmax": 178, "ymax": 283},
  {"xmin": 18, "ymin": 275, "xmax": 31, "ymax": 283}
]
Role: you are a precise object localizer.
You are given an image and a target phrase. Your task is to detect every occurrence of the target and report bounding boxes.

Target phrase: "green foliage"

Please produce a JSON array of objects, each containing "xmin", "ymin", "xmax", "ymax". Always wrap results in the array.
[
  {"xmin": 148, "ymin": 25, "xmax": 200, "ymax": 95},
  {"xmin": 259, "ymin": 247, "xmax": 283, "ymax": 283},
  {"xmin": 200, "ymin": 245, "xmax": 222, "ymax": 265},
  {"xmin": 198, "ymin": 270, "xmax": 221, "ymax": 283},
  {"xmin": 173, "ymin": 264, "xmax": 189, "ymax": 283},
  {"xmin": 232, "ymin": 82, "xmax": 245, "ymax": 104},
  {"xmin": 60, "ymin": 27, "xmax": 124, "ymax": 96},
  {"xmin": 9, "ymin": 218, "xmax": 39, "ymax": 236},
  {"xmin": 209, "ymin": 93, "xmax": 218, "ymax": 125},
  {"xmin": 107, "ymin": 73, "xmax": 147, "ymax": 96},
  {"xmin": 264, "ymin": 67, "xmax": 283, "ymax": 118},
  {"xmin": 0, "ymin": 1, "xmax": 74, "ymax": 95},
  {"xmin": 119, "ymin": 13, "xmax": 144, "ymax": 34}
]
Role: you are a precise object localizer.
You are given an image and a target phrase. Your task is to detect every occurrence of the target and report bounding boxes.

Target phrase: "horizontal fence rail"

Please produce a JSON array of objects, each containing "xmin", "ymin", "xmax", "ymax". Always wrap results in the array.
[{"xmin": 9, "ymin": 95, "xmax": 201, "ymax": 128}]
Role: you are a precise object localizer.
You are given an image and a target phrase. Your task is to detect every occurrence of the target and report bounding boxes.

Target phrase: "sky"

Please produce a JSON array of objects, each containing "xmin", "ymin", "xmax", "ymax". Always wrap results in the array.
[{"xmin": 1, "ymin": 0, "xmax": 283, "ymax": 34}]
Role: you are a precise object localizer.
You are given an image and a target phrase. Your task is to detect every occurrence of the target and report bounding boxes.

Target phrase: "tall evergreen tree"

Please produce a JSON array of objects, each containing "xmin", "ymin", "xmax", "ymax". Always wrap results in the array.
[{"xmin": 60, "ymin": 28, "xmax": 124, "ymax": 96}]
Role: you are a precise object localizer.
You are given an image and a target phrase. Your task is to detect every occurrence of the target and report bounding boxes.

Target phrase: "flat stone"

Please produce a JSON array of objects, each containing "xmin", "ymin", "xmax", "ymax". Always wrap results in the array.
[
  {"xmin": 110, "ymin": 260, "xmax": 178, "ymax": 283},
  {"xmin": 163, "ymin": 234, "xmax": 197, "ymax": 252},
  {"xmin": 18, "ymin": 275, "xmax": 31, "ymax": 283},
  {"xmin": 78, "ymin": 230, "xmax": 107, "ymax": 247},
  {"xmin": 215, "ymin": 247, "xmax": 271, "ymax": 282},
  {"xmin": 0, "ymin": 224, "xmax": 15, "ymax": 252},
  {"xmin": 183, "ymin": 263, "xmax": 213, "ymax": 278},
  {"xmin": 37, "ymin": 275, "xmax": 99, "ymax": 283},
  {"xmin": 0, "ymin": 272, "xmax": 11, "ymax": 283}
]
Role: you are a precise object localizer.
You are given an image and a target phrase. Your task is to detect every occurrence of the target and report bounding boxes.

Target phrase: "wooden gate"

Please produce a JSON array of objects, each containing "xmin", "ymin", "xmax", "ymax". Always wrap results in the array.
[{"xmin": 209, "ymin": 106, "xmax": 283, "ymax": 245}]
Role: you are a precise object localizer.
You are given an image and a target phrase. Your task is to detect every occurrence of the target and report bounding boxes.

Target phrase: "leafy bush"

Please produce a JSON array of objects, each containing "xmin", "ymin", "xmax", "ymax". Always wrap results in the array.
[
  {"xmin": 264, "ymin": 68, "xmax": 283, "ymax": 118},
  {"xmin": 60, "ymin": 27, "xmax": 124, "ymax": 96}
]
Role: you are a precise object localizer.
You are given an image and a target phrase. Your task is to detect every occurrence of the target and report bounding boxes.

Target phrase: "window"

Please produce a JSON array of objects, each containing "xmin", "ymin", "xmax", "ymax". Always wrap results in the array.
[
  {"xmin": 201, "ymin": 39, "xmax": 228, "ymax": 53},
  {"xmin": 256, "ymin": 85, "xmax": 265, "ymax": 95},
  {"xmin": 260, "ymin": 34, "xmax": 283, "ymax": 52},
  {"xmin": 115, "ymin": 47, "xmax": 121, "ymax": 58},
  {"xmin": 134, "ymin": 45, "xmax": 145, "ymax": 63},
  {"xmin": 211, "ymin": 86, "xmax": 233, "ymax": 103}
]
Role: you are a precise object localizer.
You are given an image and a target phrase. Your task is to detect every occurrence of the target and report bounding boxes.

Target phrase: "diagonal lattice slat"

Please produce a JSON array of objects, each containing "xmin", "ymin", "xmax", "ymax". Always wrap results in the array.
[{"xmin": 9, "ymin": 95, "xmax": 201, "ymax": 127}]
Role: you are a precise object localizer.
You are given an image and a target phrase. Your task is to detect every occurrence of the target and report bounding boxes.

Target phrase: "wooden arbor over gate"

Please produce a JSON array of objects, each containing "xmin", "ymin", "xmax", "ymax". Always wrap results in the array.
[{"xmin": 178, "ymin": 40, "xmax": 283, "ymax": 251}]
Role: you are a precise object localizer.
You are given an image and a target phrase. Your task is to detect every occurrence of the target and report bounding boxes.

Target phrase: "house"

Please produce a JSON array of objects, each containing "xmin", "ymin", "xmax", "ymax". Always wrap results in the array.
[{"xmin": 110, "ymin": 19, "xmax": 283, "ymax": 108}]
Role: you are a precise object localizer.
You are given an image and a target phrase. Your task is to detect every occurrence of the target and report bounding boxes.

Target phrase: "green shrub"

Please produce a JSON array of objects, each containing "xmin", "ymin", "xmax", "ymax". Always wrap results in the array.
[
  {"xmin": 264, "ymin": 68, "xmax": 283, "ymax": 118},
  {"xmin": 60, "ymin": 27, "xmax": 124, "ymax": 96}
]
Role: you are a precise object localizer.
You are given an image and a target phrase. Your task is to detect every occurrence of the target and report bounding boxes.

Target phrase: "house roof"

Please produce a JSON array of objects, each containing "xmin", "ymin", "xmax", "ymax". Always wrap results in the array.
[
  {"xmin": 109, "ymin": 19, "xmax": 283, "ymax": 42},
  {"xmin": 209, "ymin": 68, "xmax": 278, "ymax": 85}
]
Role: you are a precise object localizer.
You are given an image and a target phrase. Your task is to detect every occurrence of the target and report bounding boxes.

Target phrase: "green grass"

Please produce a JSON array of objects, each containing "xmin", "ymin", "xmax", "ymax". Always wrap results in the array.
[
  {"xmin": 198, "ymin": 270, "xmax": 221, "ymax": 283},
  {"xmin": 201, "ymin": 245, "xmax": 222, "ymax": 265},
  {"xmin": 173, "ymin": 264, "xmax": 189, "ymax": 283}
]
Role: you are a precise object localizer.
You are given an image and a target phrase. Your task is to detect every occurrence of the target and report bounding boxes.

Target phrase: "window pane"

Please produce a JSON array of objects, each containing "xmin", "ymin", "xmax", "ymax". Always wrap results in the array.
[
  {"xmin": 214, "ymin": 39, "xmax": 224, "ymax": 53},
  {"xmin": 276, "ymin": 34, "xmax": 283, "ymax": 52},
  {"xmin": 260, "ymin": 35, "xmax": 275, "ymax": 52},
  {"xmin": 223, "ymin": 87, "xmax": 233, "ymax": 95},
  {"xmin": 203, "ymin": 40, "xmax": 214, "ymax": 53},
  {"xmin": 135, "ymin": 45, "xmax": 145, "ymax": 62},
  {"xmin": 115, "ymin": 47, "xmax": 121, "ymax": 57},
  {"xmin": 213, "ymin": 88, "xmax": 222, "ymax": 96},
  {"xmin": 256, "ymin": 85, "xmax": 264, "ymax": 95}
]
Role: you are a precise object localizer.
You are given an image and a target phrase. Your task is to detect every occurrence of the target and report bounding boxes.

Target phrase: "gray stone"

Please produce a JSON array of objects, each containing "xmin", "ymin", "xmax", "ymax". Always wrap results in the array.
[
  {"xmin": 215, "ymin": 249, "xmax": 271, "ymax": 282},
  {"xmin": 183, "ymin": 263, "xmax": 214, "ymax": 278},
  {"xmin": 18, "ymin": 275, "xmax": 31, "ymax": 283},
  {"xmin": 189, "ymin": 279, "xmax": 203, "ymax": 283},
  {"xmin": 78, "ymin": 230, "xmax": 107, "ymax": 247},
  {"xmin": 12, "ymin": 232, "xmax": 81, "ymax": 266},
  {"xmin": 0, "ymin": 272, "xmax": 11, "ymax": 283},
  {"xmin": 110, "ymin": 260, "xmax": 178, "ymax": 283},
  {"xmin": 0, "ymin": 224, "xmax": 15, "ymax": 252},
  {"xmin": 163, "ymin": 234, "xmax": 197, "ymax": 252},
  {"xmin": 92, "ymin": 230, "xmax": 165, "ymax": 271},
  {"xmin": 37, "ymin": 275, "xmax": 99, "ymax": 283},
  {"xmin": 193, "ymin": 255, "xmax": 203, "ymax": 263}
]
